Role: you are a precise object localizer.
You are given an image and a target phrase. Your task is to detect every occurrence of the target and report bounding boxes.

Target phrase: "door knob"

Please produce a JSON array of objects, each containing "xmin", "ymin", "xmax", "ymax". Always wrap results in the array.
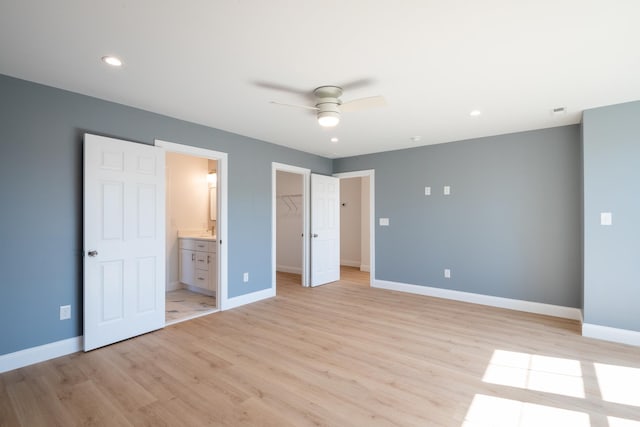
[
  {"xmin": 88, "ymin": 250, "xmax": 98, "ymax": 257},
  {"xmin": 312, "ymin": 233, "xmax": 319, "ymax": 238}
]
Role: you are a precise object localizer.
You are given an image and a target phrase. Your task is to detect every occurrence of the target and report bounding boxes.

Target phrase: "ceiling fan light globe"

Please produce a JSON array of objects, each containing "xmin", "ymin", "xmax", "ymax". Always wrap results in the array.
[{"xmin": 318, "ymin": 112, "xmax": 340, "ymax": 127}]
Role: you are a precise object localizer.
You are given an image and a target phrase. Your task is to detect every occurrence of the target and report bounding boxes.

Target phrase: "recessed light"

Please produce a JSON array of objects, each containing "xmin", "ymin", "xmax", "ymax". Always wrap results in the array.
[
  {"xmin": 410, "ymin": 136, "xmax": 422, "ymax": 142},
  {"xmin": 330, "ymin": 137, "xmax": 339, "ymax": 143},
  {"xmin": 470, "ymin": 110, "xmax": 482, "ymax": 117},
  {"xmin": 101, "ymin": 55, "xmax": 123, "ymax": 67}
]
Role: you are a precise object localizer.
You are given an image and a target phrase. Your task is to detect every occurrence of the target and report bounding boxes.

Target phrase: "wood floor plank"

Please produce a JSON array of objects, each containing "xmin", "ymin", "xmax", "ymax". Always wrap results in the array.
[
  {"xmin": 2, "ymin": 267, "xmax": 640, "ymax": 425},
  {"xmin": 56, "ymin": 380, "xmax": 133, "ymax": 426},
  {"xmin": 74, "ymin": 349, "xmax": 158, "ymax": 413},
  {"xmin": 6, "ymin": 380, "xmax": 54, "ymax": 427},
  {"xmin": 0, "ymin": 375, "xmax": 21, "ymax": 427}
]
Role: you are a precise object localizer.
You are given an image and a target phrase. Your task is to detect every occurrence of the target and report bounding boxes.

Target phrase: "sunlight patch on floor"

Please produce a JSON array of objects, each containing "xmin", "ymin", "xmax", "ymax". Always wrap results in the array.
[
  {"xmin": 594, "ymin": 363, "xmax": 640, "ymax": 407},
  {"xmin": 462, "ymin": 394, "xmax": 589, "ymax": 427},
  {"xmin": 482, "ymin": 349, "xmax": 585, "ymax": 398}
]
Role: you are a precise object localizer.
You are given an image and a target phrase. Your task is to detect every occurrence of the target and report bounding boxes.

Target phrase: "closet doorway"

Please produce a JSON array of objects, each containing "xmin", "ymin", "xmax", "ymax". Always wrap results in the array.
[
  {"xmin": 272, "ymin": 163, "xmax": 310, "ymax": 292},
  {"xmin": 271, "ymin": 165, "xmax": 374, "ymax": 292},
  {"xmin": 276, "ymin": 171, "xmax": 304, "ymax": 278},
  {"xmin": 335, "ymin": 170, "xmax": 375, "ymax": 287}
]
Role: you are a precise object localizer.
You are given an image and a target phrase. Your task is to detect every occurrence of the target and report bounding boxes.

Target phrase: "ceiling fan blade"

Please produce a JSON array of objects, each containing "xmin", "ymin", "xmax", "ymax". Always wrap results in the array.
[
  {"xmin": 341, "ymin": 96, "xmax": 386, "ymax": 112},
  {"xmin": 254, "ymin": 81, "xmax": 317, "ymax": 103},
  {"xmin": 339, "ymin": 78, "xmax": 376, "ymax": 91},
  {"xmin": 269, "ymin": 101, "xmax": 318, "ymax": 111},
  {"xmin": 254, "ymin": 81, "xmax": 308, "ymax": 95}
]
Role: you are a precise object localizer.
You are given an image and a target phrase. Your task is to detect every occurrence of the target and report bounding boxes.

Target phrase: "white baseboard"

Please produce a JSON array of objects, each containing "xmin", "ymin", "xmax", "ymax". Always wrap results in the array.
[
  {"xmin": 221, "ymin": 287, "xmax": 275, "ymax": 311},
  {"xmin": 0, "ymin": 336, "xmax": 83, "ymax": 374},
  {"xmin": 166, "ymin": 281, "xmax": 182, "ymax": 291},
  {"xmin": 373, "ymin": 280, "xmax": 582, "ymax": 321},
  {"xmin": 360, "ymin": 264, "xmax": 370, "ymax": 272},
  {"xmin": 276, "ymin": 265, "xmax": 302, "ymax": 274},
  {"xmin": 341, "ymin": 260, "xmax": 361, "ymax": 268},
  {"xmin": 582, "ymin": 323, "xmax": 640, "ymax": 347}
]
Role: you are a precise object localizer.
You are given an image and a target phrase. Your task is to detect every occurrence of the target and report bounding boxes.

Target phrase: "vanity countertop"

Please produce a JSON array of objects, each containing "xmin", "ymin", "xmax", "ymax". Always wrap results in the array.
[{"xmin": 178, "ymin": 231, "xmax": 217, "ymax": 241}]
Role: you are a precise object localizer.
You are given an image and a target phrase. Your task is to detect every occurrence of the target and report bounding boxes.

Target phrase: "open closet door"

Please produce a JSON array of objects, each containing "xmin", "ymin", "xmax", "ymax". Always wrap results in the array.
[
  {"xmin": 310, "ymin": 174, "xmax": 340, "ymax": 286},
  {"xmin": 83, "ymin": 134, "xmax": 165, "ymax": 351}
]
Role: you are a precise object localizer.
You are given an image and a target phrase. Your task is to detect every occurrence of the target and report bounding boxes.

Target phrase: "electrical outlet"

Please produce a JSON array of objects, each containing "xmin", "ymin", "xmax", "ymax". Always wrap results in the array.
[
  {"xmin": 424, "ymin": 186, "xmax": 431, "ymax": 196},
  {"xmin": 444, "ymin": 186, "xmax": 451, "ymax": 195},
  {"xmin": 243, "ymin": 272, "xmax": 249, "ymax": 283},
  {"xmin": 60, "ymin": 305, "xmax": 71, "ymax": 320},
  {"xmin": 444, "ymin": 269, "xmax": 451, "ymax": 279}
]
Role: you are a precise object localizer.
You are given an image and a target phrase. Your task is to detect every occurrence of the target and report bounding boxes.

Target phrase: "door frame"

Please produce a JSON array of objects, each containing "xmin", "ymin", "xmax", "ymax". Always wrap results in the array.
[
  {"xmin": 333, "ymin": 170, "xmax": 375, "ymax": 287},
  {"xmin": 155, "ymin": 139, "xmax": 229, "ymax": 309},
  {"xmin": 272, "ymin": 162, "xmax": 310, "ymax": 290}
]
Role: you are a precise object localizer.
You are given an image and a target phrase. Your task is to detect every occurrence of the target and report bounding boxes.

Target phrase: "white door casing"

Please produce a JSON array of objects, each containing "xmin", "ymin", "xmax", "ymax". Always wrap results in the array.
[
  {"xmin": 84, "ymin": 134, "xmax": 165, "ymax": 351},
  {"xmin": 311, "ymin": 174, "xmax": 340, "ymax": 286}
]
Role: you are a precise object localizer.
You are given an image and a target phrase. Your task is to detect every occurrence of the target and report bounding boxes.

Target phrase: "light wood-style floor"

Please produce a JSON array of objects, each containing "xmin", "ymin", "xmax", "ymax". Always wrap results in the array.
[
  {"xmin": 2, "ymin": 270, "xmax": 639, "ymax": 426},
  {"xmin": 276, "ymin": 265, "xmax": 370, "ymax": 290},
  {"xmin": 338, "ymin": 265, "xmax": 370, "ymax": 286}
]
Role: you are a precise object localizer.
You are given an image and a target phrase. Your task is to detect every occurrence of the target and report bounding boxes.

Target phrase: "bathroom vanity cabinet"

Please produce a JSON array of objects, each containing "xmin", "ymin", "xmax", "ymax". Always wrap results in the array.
[{"xmin": 179, "ymin": 237, "xmax": 217, "ymax": 294}]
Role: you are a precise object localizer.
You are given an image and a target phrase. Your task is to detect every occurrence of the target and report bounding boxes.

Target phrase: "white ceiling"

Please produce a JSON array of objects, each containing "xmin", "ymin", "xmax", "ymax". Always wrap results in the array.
[{"xmin": 1, "ymin": 1, "xmax": 639, "ymax": 158}]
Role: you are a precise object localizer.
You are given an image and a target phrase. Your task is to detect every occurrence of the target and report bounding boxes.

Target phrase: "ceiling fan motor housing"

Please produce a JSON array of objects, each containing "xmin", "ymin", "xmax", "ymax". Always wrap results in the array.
[{"xmin": 314, "ymin": 86, "xmax": 342, "ymax": 126}]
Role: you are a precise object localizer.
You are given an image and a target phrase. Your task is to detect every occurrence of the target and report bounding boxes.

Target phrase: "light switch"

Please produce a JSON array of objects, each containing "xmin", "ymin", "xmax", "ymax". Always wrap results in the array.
[
  {"xmin": 424, "ymin": 186, "xmax": 431, "ymax": 196},
  {"xmin": 444, "ymin": 269, "xmax": 451, "ymax": 278},
  {"xmin": 444, "ymin": 186, "xmax": 451, "ymax": 195},
  {"xmin": 600, "ymin": 212, "xmax": 612, "ymax": 226},
  {"xmin": 379, "ymin": 218, "xmax": 390, "ymax": 226}
]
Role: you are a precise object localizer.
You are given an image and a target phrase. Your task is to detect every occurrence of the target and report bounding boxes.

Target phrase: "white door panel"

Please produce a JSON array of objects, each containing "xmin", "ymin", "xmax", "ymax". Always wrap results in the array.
[
  {"xmin": 84, "ymin": 134, "xmax": 165, "ymax": 351},
  {"xmin": 311, "ymin": 174, "xmax": 340, "ymax": 286}
]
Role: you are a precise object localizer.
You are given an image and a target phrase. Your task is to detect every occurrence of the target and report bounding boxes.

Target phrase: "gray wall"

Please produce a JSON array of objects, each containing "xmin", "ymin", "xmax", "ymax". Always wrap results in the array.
[
  {"xmin": 335, "ymin": 126, "xmax": 582, "ymax": 308},
  {"xmin": 583, "ymin": 101, "xmax": 640, "ymax": 332},
  {"xmin": 0, "ymin": 74, "xmax": 332, "ymax": 355}
]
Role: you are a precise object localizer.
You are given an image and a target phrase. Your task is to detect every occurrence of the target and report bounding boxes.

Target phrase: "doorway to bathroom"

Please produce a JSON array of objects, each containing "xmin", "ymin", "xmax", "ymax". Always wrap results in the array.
[{"xmin": 155, "ymin": 140, "xmax": 228, "ymax": 325}]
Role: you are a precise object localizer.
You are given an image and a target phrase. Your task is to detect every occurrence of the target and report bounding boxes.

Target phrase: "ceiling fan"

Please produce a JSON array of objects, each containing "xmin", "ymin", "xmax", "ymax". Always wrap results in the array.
[{"xmin": 269, "ymin": 85, "xmax": 386, "ymax": 127}]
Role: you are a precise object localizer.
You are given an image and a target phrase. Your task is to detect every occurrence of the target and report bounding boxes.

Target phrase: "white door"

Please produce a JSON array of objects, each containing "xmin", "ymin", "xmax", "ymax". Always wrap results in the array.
[
  {"xmin": 84, "ymin": 134, "xmax": 165, "ymax": 351},
  {"xmin": 310, "ymin": 174, "xmax": 340, "ymax": 286}
]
